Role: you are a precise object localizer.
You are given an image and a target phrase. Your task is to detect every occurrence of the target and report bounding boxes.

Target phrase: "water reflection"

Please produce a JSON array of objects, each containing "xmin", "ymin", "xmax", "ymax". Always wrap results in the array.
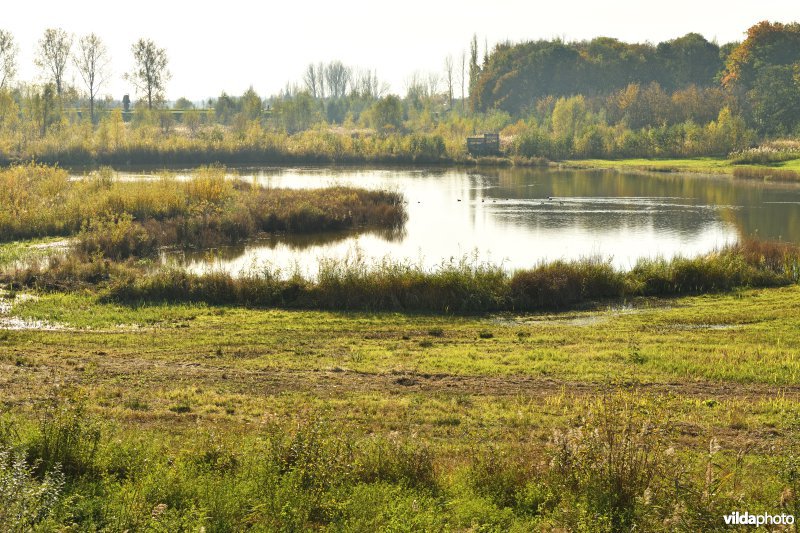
[
  {"xmin": 104, "ymin": 166, "xmax": 800, "ymax": 276},
  {"xmin": 169, "ymin": 227, "xmax": 406, "ymax": 273}
]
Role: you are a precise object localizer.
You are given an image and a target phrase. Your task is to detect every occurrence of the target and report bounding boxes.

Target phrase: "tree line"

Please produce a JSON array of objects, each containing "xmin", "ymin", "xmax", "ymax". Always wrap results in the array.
[
  {"xmin": 0, "ymin": 28, "xmax": 169, "ymax": 124},
  {"xmin": 0, "ymin": 22, "xmax": 797, "ymax": 164},
  {"xmin": 471, "ymin": 21, "xmax": 800, "ymax": 136}
]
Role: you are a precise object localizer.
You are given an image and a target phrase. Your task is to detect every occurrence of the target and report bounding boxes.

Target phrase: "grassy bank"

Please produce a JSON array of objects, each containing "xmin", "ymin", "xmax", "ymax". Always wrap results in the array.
[
  {"xmin": 1, "ymin": 284, "xmax": 799, "ymax": 530},
  {"xmin": 563, "ymin": 155, "xmax": 800, "ymax": 180}
]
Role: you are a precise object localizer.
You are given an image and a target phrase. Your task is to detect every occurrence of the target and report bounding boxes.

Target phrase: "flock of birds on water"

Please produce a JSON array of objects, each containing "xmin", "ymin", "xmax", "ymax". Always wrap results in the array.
[{"xmin": 412, "ymin": 197, "xmax": 567, "ymax": 205}]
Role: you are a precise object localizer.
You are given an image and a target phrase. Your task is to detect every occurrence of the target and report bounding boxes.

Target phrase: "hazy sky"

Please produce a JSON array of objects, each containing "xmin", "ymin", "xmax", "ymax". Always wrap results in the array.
[{"xmin": 6, "ymin": 1, "xmax": 799, "ymax": 102}]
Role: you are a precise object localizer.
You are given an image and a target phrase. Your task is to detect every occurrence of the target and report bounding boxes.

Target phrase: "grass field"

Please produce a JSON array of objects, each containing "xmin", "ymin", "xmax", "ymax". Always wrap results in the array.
[{"xmin": 1, "ymin": 285, "xmax": 799, "ymax": 530}]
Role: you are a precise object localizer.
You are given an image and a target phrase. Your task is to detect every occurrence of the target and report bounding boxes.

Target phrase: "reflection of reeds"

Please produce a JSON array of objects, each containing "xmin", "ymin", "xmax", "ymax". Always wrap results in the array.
[{"xmin": 168, "ymin": 226, "xmax": 407, "ymax": 265}]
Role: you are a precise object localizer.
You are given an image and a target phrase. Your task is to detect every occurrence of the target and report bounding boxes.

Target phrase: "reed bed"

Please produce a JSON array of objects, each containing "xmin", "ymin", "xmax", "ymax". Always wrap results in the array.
[
  {"xmin": 5, "ymin": 239, "xmax": 791, "ymax": 313},
  {"xmin": 731, "ymin": 166, "xmax": 800, "ymax": 181},
  {"xmin": 0, "ymin": 163, "xmax": 406, "ymax": 255}
]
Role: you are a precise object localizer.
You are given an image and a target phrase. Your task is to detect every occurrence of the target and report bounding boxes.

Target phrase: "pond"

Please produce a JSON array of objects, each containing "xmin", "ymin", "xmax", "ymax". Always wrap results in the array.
[{"xmin": 111, "ymin": 166, "xmax": 800, "ymax": 276}]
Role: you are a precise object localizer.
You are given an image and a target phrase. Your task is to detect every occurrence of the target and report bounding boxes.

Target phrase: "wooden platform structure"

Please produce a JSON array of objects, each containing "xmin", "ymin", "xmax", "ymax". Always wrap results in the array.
[{"xmin": 467, "ymin": 133, "xmax": 500, "ymax": 156}]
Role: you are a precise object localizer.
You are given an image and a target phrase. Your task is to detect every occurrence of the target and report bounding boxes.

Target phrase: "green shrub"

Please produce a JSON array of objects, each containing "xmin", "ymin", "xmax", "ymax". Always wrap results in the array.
[{"xmin": 0, "ymin": 447, "xmax": 65, "ymax": 532}]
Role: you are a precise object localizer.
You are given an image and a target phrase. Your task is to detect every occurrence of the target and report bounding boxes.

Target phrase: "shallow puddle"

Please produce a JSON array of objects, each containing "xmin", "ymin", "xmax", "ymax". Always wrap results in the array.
[{"xmin": 0, "ymin": 292, "xmax": 66, "ymax": 331}]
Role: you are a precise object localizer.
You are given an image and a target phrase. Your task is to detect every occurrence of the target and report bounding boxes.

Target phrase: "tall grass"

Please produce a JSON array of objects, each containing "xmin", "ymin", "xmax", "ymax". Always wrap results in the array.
[
  {"xmin": 732, "ymin": 166, "xmax": 800, "ymax": 181},
  {"xmin": 0, "ymin": 447, "xmax": 65, "ymax": 532},
  {"xmin": 0, "ymin": 163, "xmax": 407, "ymax": 255},
  {"xmin": 87, "ymin": 239, "xmax": 800, "ymax": 312},
  {"xmin": 729, "ymin": 141, "xmax": 800, "ymax": 165},
  {"xmin": 0, "ymin": 390, "xmax": 782, "ymax": 531}
]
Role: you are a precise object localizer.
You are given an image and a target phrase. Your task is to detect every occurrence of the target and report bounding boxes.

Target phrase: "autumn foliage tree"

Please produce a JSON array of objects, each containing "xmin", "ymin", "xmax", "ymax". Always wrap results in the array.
[{"xmin": 722, "ymin": 21, "xmax": 800, "ymax": 134}]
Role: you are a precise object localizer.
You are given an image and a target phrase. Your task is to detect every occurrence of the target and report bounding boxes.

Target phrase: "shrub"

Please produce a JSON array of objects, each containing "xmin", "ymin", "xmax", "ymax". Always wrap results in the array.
[
  {"xmin": 0, "ymin": 447, "xmax": 65, "ymax": 532},
  {"xmin": 77, "ymin": 212, "xmax": 157, "ymax": 260}
]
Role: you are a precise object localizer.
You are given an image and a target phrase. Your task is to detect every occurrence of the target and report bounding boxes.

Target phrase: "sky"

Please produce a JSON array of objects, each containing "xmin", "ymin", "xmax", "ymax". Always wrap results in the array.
[{"xmin": 5, "ymin": 0, "xmax": 799, "ymax": 102}]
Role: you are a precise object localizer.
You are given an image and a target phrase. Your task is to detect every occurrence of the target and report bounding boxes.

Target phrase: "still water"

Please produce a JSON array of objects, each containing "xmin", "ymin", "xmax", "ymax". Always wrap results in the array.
[{"xmin": 115, "ymin": 166, "xmax": 800, "ymax": 275}]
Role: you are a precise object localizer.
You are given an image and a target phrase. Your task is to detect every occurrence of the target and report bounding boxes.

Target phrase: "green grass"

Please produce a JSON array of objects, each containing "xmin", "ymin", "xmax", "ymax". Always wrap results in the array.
[
  {"xmin": 0, "ymin": 238, "xmax": 66, "ymax": 269},
  {"xmin": 564, "ymin": 156, "xmax": 800, "ymax": 179},
  {"xmin": 1, "ymin": 285, "xmax": 800, "ymax": 530},
  {"xmin": 7, "ymin": 285, "xmax": 800, "ymax": 384}
]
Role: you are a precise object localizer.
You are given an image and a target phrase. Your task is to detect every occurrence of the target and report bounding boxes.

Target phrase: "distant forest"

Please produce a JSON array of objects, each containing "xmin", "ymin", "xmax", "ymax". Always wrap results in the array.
[
  {"xmin": 0, "ymin": 21, "xmax": 798, "ymax": 164},
  {"xmin": 471, "ymin": 21, "xmax": 800, "ymax": 136}
]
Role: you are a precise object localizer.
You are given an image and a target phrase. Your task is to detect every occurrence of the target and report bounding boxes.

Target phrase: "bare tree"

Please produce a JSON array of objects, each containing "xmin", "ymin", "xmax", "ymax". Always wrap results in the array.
[
  {"xmin": 325, "ymin": 61, "xmax": 351, "ymax": 98},
  {"xmin": 74, "ymin": 33, "xmax": 110, "ymax": 124},
  {"xmin": 125, "ymin": 38, "xmax": 170, "ymax": 110},
  {"xmin": 0, "ymin": 29, "xmax": 17, "ymax": 89},
  {"xmin": 459, "ymin": 50, "xmax": 466, "ymax": 112},
  {"xmin": 316, "ymin": 62, "xmax": 326, "ymax": 99},
  {"xmin": 444, "ymin": 55, "xmax": 454, "ymax": 109},
  {"xmin": 352, "ymin": 68, "xmax": 387, "ymax": 99},
  {"xmin": 303, "ymin": 63, "xmax": 320, "ymax": 98},
  {"xmin": 426, "ymin": 72, "xmax": 440, "ymax": 98},
  {"xmin": 405, "ymin": 71, "xmax": 428, "ymax": 109},
  {"xmin": 35, "ymin": 28, "xmax": 72, "ymax": 96}
]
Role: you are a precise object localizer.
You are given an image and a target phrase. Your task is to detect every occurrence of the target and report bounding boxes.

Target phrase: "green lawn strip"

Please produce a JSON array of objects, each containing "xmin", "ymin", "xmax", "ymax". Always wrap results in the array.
[{"xmin": 563, "ymin": 156, "xmax": 800, "ymax": 177}]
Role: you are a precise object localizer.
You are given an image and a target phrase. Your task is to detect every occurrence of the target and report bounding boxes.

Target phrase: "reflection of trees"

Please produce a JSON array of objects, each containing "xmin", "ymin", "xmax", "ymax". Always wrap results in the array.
[
  {"xmin": 474, "ymin": 168, "xmax": 800, "ymax": 243},
  {"xmin": 170, "ymin": 226, "xmax": 407, "ymax": 264}
]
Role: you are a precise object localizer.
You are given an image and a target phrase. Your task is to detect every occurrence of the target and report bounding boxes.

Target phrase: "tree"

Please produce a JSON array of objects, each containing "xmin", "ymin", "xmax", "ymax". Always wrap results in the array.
[
  {"xmin": 213, "ymin": 92, "xmax": 238, "ymax": 124},
  {"xmin": 444, "ymin": 55, "xmax": 454, "ymax": 109},
  {"xmin": 173, "ymin": 97, "xmax": 195, "ymax": 110},
  {"xmin": 0, "ymin": 29, "xmax": 17, "ymax": 89},
  {"xmin": 469, "ymin": 34, "xmax": 480, "ymax": 100},
  {"xmin": 426, "ymin": 72, "xmax": 439, "ymax": 99},
  {"xmin": 304, "ymin": 63, "xmax": 321, "ymax": 98},
  {"xmin": 656, "ymin": 33, "xmax": 721, "ymax": 91},
  {"xmin": 325, "ymin": 61, "xmax": 351, "ymax": 98},
  {"xmin": 405, "ymin": 71, "xmax": 428, "ymax": 109},
  {"xmin": 30, "ymin": 83, "xmax": 57, "ymax": 137},
  {"xmin": 273, "ymin": 92, "xmax": 321, "ymax": 133},
  {"xmin": 240, "ymin": 86, "xmax": 262, "ymax": 120},
  {"xmin": 353, "ymin": 68, "xmax": 385, "ymax": 99},
  {"xmin": 722, "ymin": 22, "xmax": 800, "ymax": 133},
  {"xmin": 126, "ymin": 38, "xmax": 170, "ymax": 110},
  {"xmin": 316, "ymin": 62, "xmax": 326, "ymax": 99},
  {"xmin": 459, "ymin": 51, "xmax": 466, "ymax": 112},
  {"xmin": 35, "ymin": 28, "xmax": 72, "ymax": 96},
  {"xmin": 73, "ymin": 33, "xmax": 110, "ymax": 124},
  {"xmin": 367, "ymin": 95, "xmax": 403, "ymax": 132}
]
